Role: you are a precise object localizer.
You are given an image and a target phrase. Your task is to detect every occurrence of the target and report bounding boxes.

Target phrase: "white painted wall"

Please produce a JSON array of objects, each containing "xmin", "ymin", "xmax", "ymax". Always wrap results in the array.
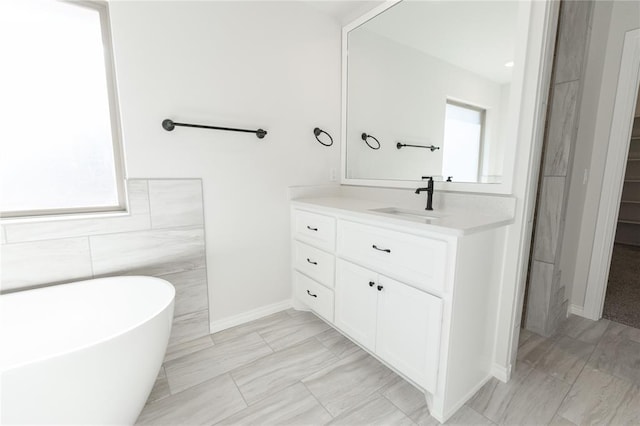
[
  {"xmin": 108, "ymin": 1, "xmax": 341, "ymax": 325},
  {"xmin": 346, "ymin": 29, "xmax": 508, "ymax": 182},
  {"xmin": 561, "ymin": 0, "xmax": 640, "ymax": 311}
]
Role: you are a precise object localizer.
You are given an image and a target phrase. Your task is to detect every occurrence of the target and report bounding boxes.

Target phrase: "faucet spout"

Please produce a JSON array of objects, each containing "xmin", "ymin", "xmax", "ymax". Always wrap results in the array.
[{"xmin": 416, "ymin": 176, "xmax": 434, "ymax": 211}]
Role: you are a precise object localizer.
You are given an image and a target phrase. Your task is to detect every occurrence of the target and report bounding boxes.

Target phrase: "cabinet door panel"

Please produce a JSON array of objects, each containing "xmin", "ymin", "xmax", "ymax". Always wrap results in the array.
[
  {"xmin": 376, "ymin": 275, "xmax": 442, "ymax": 393},
  {"xmin": 335, "ymin": 259, "xmax": 378, "ymax": 351}
]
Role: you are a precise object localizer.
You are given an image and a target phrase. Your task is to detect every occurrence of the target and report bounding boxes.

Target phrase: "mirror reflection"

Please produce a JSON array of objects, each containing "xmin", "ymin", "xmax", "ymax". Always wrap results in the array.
[{"xmin": 346, "ymin": 1, "xmax": 520, "ymax": 183}]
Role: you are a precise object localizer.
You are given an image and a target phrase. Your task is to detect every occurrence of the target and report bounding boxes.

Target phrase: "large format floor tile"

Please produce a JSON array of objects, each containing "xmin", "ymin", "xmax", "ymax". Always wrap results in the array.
[
  {"xmin": 231, "ymin": 337, "xmax": 337, "ymax": 404},
  {"xmin": 165, "ymin": 332, "xmax": 273, "ymax": 393},
  {"xmin": 557, "ymin": 365, "xmax": 635, "ymax": 425},
  {"xmin": 496, "ymin": 368, "xmax": 571, "ymax": 425},
  {"xmin": 138, "ymin": 311, "xmax": 638, "ymax": 426},
  {"xmin": 327, "ymin": 393, "xmax": 414, "ymax": 425},
  {"xmin": 216, "ymin": 382, "xmax": 332, "ymax": 425},
  {"xmin": 136, "ymin": 374, "xmax": 246, "ymax": 426},
  {"xmin": 302, "ymin": 349, "xmax": 397, "ymax": 417}
]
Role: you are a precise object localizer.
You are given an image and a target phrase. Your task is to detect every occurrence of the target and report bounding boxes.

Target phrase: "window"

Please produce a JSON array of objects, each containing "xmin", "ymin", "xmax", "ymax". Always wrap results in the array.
[
  {"xmin": 0, "ymin": 0, "xmax": 125, "ymax": 218},
  {"xmin": 441, "ymin": 100, "xmax": 485, "ymax": 183}
]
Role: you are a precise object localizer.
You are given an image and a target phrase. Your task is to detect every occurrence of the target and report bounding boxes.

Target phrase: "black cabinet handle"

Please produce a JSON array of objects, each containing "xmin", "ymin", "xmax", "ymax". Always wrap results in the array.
[
  {"xmin": 369, "ymin": 281, "xmax": 375, "ymax": 287},
  {"xmin": 372, "ymin": 244, "xmax": 391, "ymax": 253},
  {"xmin": 307, "ymin": 226, "xmax": 318, "ymax": 231},
  {"xmin": 306, "ymin": 290, "xmax": 318, "ymax": 298},
  {"xmin": 377, "ymin": 285, "xmax": 384, "ymax": 291},
  {"xmin": 306, "ymin": 258, "xmax": 318, "ymax": 265}
]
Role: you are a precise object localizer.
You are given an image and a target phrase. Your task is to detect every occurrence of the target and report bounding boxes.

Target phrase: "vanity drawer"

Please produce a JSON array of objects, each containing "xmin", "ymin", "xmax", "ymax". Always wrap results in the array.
[
  {"xmin": 293, "ymin": 209, "xmax": 336, "ymax": 252},
  {"xmin": 337, "ymin": 220, "xmax": 447, "ymax": 293},
  {"xmin": 294, "ymin": 271, "xmax": 334, "ymax": 322},
  {"xmin": 293, "ymin": 241, "xmax": 335, "ymax": 288}
]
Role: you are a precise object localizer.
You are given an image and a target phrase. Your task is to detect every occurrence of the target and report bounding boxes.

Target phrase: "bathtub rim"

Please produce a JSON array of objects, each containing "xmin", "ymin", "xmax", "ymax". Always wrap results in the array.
[{"xmin": 0, "ymin": 275, "xmax": 175, "ymax": 373}]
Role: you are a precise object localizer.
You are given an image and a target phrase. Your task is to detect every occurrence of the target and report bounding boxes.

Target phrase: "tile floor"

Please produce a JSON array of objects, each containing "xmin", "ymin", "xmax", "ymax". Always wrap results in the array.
[{"xmin": 137, "ymin": 310, "xmax": 640, "ymax": 425}]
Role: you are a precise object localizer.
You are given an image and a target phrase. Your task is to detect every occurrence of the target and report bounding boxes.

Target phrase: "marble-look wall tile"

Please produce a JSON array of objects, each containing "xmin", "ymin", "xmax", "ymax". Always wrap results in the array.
[
  {"xmin": 4, "ymin": 214, "xmax": 151, "ymax": 244},
  {"xmin": 168, "ymin": 309, "xmax": 210, "ymax": 348},
  {"xmin": 544, "ymin": 81, "xmax": 579, "ymax": 177},
  {"xmin": 1, "ymin": 225, "xmax": 6, "ymax": 244},
  {"xmin": 554, "ymin": 0, "xmax": 592, "ymax": 84},
  {"xmin": 0, "ymin": 237, "xmax": 92, "ymax": 292},
  {"xmin": 3, "ymin": 180, "xmax": 151, "ymax": 243},
  {"xmin": 533, "ymin": 177, "xmax": 565, "ymax": 263},
  {"xmin": 90, "ymin": 227, "xmax": 205, "ymax": 277},
  {"xmin": 149, "ymin": 180, "xmax": 204, "ymax": 229},
  {"xmin": 127, "ymin": 180, "xmax": 151, "ymax": 215},
  {"xmin": 525, "ymin": 261, "xmax": 554, "ymax": 334},
  {"xmin": 159, "ymin": 268, "xmax": 208, "ymax": 317}
]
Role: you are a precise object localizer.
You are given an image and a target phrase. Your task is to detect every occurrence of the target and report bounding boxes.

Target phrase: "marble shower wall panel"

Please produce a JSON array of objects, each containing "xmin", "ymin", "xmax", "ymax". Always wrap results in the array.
[
  {"xmin": 0, "ymin": 179, "xmax": 210, "ymax": 340},
  {"xmin": 533, "ymin": 177, "xmax": 566, "ymax": 263},
  {"xmin": 525, "ymin": 261, "xmax": 554, "ymax": 334},
  {"xmin": 0, "ymin": 237, "xmax": 93, "ymax": 292},
  {"xmin": 553, "ymin": 0, "xmax": 592, "ymax": 84},
  {"xmin": 526, "ymin": 0, "xmax": 593, "ymax": 336},
  {"xmin": 544, "ymin": 81, "xmax": 580, "ymax": 176}
]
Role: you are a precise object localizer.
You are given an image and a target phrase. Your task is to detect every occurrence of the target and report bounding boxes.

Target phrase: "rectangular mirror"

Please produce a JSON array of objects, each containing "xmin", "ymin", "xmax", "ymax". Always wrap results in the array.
[{"xmin": 341, "ymin": 0, "xmax": 533, "ymax": 193}]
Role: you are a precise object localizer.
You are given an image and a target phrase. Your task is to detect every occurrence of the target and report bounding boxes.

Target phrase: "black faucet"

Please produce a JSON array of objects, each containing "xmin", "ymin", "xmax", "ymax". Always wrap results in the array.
[{"xmin": 415, "ymin": 176, "xmax": 434, "ymax": 211}]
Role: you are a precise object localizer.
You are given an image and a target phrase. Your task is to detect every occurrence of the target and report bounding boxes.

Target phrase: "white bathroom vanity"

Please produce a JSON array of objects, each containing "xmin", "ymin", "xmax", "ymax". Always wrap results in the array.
[{"xmin": 291, "ymin": 196, "xmax": 513, "ymax": 422}]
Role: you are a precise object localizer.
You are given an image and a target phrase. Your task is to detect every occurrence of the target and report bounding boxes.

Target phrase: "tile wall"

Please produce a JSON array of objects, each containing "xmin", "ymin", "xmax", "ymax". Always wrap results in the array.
[
  {"xmin": 526, "ymin": 1, "xmax": 593, "ymax": 336},
  {"xmin": 0, "ymin": 179, "xmax": 210, "ymax": 350}
]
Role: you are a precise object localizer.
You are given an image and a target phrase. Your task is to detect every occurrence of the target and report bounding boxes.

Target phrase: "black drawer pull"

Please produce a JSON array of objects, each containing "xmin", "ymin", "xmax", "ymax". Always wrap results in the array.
[
  {"xmin": 369, "ymin": 281, "xmax": 375, "ymax": 287},
  {"xmin": 307, "ymin": 226, "xmax": 318, "ymax": 231},
  {"xmin": 377, "ymin": 285, "xmax": 384, "ymax": 291},
  {"xmin": 372, "ymin": 244, "xmax": 391, "ymax": 253},
  {"xmin": 306, "ymin": 258, "xmax": 318, "ymax": 265},
  {"xmin": 307, "ymin": 290, "xmax": 318, "ymax": 298}
]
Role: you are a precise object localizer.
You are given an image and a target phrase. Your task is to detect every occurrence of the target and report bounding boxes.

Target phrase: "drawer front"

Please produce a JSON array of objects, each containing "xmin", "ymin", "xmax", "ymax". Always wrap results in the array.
[
  {"xmin": 293, "ymin": 209, "xmax": 336, "ymax": 252},
  {"xmin": 293, "ymin": 241, "xmax": 335, "ymax": 288},
  {"xmin": 337, "ymin": 220, "xmax": 447, "ymax": 293},
  {"xmin": 294, "ymin": 272, "xmax": 334, "ymax": 322}
]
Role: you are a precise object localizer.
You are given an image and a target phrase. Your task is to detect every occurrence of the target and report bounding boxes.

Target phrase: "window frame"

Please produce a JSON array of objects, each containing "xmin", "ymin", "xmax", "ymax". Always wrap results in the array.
[{"xmin": 1, "ymin": 0, "xmax": 127, "ymax": 220}]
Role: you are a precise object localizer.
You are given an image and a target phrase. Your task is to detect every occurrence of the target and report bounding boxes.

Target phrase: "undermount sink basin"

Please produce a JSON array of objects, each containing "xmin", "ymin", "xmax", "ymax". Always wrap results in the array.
[{"xmin": 369, "ymin": 207, "xmax": 442, "ymax": 222}]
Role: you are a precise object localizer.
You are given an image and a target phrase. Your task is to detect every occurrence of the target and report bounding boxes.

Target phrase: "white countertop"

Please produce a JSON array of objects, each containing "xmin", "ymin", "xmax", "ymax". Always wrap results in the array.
[{"xmin": 291, "ymin": 197, "xmax": 514, "ymax": 236}]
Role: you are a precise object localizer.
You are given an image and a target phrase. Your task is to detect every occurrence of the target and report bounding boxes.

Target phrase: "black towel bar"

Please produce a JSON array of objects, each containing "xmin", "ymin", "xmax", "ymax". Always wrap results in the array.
[{"xmin": 162, "ymin": 119, "xmax": 267, "ymax": 139}]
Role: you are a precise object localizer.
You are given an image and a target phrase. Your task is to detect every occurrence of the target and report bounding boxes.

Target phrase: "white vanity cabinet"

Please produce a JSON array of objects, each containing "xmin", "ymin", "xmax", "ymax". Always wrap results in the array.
[
  {"xmin": 291, "ymin": 209, "xmax": 336, "ymax": 323},
  {"xmin": 335, "ymin": 259, "xmax": 442, "ymax": 393},
  {"xmin": 291, "ymin": 200, "xmax": 508, "ymax": 423}
]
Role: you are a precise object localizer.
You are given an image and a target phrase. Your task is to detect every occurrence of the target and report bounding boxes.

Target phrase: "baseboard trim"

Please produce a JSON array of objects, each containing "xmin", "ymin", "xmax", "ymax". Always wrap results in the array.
[
  {"xmin": 491, "ymin": 363, "xmax": 511, "ymax": 382},
  {"xmin": 209, "ymin": 299, "xmax": 292, "ymax": 334},
  {"xmin": 568, "ymin": 304, "xmax": 585, "ymax": 317}
]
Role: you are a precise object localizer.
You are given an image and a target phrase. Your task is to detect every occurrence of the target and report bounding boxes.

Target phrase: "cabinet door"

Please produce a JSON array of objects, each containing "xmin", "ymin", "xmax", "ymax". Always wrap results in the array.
[
  {"xmin": 335, "ymin": 259, "xmax": 378, "ymax": 351},
  {"xmin": 375, "ymin": 275, "xmax": 442, "ymax": 393}
]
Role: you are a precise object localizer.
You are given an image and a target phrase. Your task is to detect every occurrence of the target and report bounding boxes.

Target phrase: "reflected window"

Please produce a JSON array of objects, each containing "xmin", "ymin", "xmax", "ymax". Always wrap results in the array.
[
  {"xmin": 442, "ymin": 101, "xmax": 485, "ymax": 183},
  {"xmin": 0, "ymin": 0, "xmax": 125, "ymax": 218}
]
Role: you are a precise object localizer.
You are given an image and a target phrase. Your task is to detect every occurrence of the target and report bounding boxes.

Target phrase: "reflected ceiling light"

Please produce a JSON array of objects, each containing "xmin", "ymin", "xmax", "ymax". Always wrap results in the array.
[{"xmin": 504, "ymin": 61, "xmax": 515, "ymax": 68}]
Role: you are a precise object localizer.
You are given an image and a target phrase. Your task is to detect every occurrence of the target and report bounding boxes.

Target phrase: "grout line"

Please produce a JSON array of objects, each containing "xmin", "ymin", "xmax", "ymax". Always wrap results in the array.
[
  {"xmin": 228, "ymin": 372, "xmax": 250, "ymax": 409},
  {"xmin": 87, "ymin": 235, "xmax": 95, "ymax": 279},
  {"xmin": 146, "ymin": 179, "xmax": 153, "ymax": 229},
  {"xmin": 300, "ymin": 381, "xmax": 335, "ymax": 420}
]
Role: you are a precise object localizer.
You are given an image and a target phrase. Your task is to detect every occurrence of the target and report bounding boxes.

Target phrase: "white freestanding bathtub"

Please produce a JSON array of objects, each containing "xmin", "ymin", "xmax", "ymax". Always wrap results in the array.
[{"xmin": 0, "ymin": 276, "xmax": 175, "ymax": 425}]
